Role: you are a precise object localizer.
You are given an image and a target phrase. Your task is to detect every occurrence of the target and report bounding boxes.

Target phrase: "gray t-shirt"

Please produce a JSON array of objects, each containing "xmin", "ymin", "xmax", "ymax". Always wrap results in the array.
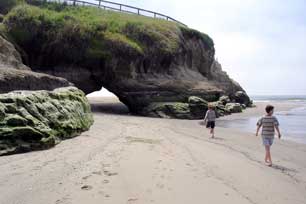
[
  {"xmin": 204, "ymin": 110, "xmax": 216, "ymax": 122},
  {"xmin": 257, "ymin": 115, "xmax": 279, "ymax": 138}
]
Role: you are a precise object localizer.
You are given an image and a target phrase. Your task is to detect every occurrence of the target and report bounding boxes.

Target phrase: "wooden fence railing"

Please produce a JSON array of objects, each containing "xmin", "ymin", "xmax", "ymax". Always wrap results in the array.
[{"xmin": 44, "ymin": 0, "xmax": 187, "ymax": 27}]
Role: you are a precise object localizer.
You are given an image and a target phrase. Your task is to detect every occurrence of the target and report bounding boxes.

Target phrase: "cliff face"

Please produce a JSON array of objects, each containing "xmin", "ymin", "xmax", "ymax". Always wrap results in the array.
[
  {"xmin": 0, "ymin": 35, "xmax": 72, "ymax": 93},
  {"xmin": 2, "ymin": 4, "xmax": 250, "ymax": 115}
]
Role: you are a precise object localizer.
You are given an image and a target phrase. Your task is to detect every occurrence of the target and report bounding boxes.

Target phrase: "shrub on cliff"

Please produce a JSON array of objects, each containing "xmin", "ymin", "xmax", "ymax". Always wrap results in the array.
[{"xmin": 0, "ymin": 0, "xmax": 24, "ymax": 14}]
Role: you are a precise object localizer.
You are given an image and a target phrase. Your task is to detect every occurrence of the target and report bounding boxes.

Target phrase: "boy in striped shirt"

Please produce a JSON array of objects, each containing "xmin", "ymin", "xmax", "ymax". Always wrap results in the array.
[{"xmin": 256, "ymin": 105, "xmax": 281, "ymax": 166}]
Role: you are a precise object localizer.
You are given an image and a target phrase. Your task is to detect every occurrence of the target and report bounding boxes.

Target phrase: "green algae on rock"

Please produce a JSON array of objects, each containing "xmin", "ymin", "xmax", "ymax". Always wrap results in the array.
[
  {"xmin": 0, "ymin": 86, "xmax": 93, "ymax": 156},
  {"xmin": 142, "ymin": 96, "xmax": 209, "ymax": 119}
]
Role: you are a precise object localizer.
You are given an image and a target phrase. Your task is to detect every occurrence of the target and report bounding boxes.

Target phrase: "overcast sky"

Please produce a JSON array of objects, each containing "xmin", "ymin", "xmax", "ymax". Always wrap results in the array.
[{"xmin": 87, "ymin": 0, "xmax": 306, "ymax": 96}]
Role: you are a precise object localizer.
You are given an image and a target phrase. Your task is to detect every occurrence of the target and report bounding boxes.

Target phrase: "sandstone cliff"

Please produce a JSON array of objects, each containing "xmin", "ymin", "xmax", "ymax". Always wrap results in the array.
[
  {"xmin": 2, "ymin": 3, "xmax": 251, "ymax": 117},
  {"xmin": 0, "ymin": 35, "xmax": 72, "ymax": 93}
]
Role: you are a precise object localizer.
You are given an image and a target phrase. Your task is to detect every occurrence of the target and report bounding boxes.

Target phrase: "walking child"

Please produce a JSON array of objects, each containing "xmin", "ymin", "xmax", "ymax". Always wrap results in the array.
[
  {"xmin": 204, "ymin": 104, "xmax": 216, "ymax": 138},
  {"xmin": 256, "ymin": 105, "xmax": 281, "ymax": 166}
]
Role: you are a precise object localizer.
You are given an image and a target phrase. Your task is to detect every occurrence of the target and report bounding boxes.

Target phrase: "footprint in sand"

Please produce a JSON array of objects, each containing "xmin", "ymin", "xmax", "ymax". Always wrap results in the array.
[
  {"xmin": 127, "ymin": 198, "xmax": 138, "ymax": 203},
  {"xmin": 82, "ymin": 175, "xmax": 92, "ymax": 180},
  {"xmin": 103, "ymin": 179, "xmax": 110, "ymax": 184},
  {"xmin": 146, "ymin": 189, "xmax": 153, "ymax": 194},
  {"xmin": 81, "ymin": 185, "xmax": 93, "ymax": 190},
  {"xmin": 156, "ymin": 183, "xmax": 165, "ymax": 189},
  {"xmin": 104, "ymin": 170, "xmax": 118, "ymax": 176},
  {"xmin": 55, "ymin": 195, "xmax": 71, "ymax": 204},
  {"xmin": 92, "ymin": 171, "xmax": 102, "ymax": 175}
]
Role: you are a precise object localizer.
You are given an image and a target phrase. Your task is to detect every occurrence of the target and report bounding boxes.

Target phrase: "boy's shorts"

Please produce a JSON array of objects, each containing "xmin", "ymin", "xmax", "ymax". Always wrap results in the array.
[
  {"xmin": 206, "ymin": 121, "xmax": 215, "ymax": 129},
  {"xmin": 262, "ymin": 137, "xmax": 274, "ymax": 146}
]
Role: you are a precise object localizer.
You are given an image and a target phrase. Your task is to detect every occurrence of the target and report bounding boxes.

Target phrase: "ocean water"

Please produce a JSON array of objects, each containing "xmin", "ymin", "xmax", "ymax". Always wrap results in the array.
[{"xmin": 218, "ymin": 96, "xmax": 306, "ymax": 144}]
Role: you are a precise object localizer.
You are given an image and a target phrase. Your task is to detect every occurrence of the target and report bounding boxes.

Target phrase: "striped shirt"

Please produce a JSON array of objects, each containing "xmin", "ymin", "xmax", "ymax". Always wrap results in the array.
[
  {"xmin": 257, "ymin": 115, "xmax": 279, "ymax": 138},
  {"xmin": 204, "ymin": 110, "xmax": 216, "ymax": 122}
]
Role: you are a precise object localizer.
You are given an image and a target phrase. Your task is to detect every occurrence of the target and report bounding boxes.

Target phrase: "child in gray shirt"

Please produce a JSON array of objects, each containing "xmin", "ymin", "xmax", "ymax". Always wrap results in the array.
[{"xmin": 204, "ymin": 104, "xmax": 216, "ymax": 138}]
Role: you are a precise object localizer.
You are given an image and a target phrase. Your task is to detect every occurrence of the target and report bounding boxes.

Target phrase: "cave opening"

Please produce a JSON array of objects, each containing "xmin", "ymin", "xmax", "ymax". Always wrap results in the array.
[{"xmin": 86, "ymin": 87, "xmax": 130, "ymax": 115}]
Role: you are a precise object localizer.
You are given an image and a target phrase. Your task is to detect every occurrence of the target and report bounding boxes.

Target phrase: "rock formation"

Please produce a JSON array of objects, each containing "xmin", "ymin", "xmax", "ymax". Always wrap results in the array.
[
  {"xmin": 0, "ymin": 2, "xmax": 254, "ymax": 154},
  {"xmin": 0, "ymin": 87, "xmax": 93, "ymax": 156},
  {"xmin": 2, "ymin": 4, "xmax": 251, "ymax": 118},
  {"xmin": 0, "ymin": 35, "xmax": 73, "ymax": 93},
  {"xmin": 0, "ymin": 23, "xmax": 94, "ymax": 155}
]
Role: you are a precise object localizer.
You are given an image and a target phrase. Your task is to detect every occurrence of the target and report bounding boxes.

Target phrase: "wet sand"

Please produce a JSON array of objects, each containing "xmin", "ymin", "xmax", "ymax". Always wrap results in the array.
[{"xmin": 0, "ymin": 98, "xmax": 305, "ymax": 204}]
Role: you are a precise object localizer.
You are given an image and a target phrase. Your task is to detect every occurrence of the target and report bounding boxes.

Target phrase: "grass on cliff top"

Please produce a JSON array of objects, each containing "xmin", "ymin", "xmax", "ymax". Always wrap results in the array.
[
  {"xmin": 3, "ymin": 2, "xmax": 214, "ymax": 66},
  {"xmin": 0, "ymin": 0, "xmax": 24, "ymax": 14}
]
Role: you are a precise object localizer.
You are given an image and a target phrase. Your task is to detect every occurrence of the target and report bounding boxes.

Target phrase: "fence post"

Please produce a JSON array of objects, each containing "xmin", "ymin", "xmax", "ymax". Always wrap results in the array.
[
  {"xmin": 154, "ymin": 13, "xmax": 156, "ymax": 18},
  {"xmin": 120, "ymin": 4, "xmax": 122, "ymax": 11},
  {"xmin": 73, "ymin": 0, "xmax": 76, "ymax": 6},
  {"xmin": 137, "ymin": 9, "xmax": 140, "ymax": 15},
  {"xmin": 99, "ymin": 0, "xmax": 101, "ymax": 7}
]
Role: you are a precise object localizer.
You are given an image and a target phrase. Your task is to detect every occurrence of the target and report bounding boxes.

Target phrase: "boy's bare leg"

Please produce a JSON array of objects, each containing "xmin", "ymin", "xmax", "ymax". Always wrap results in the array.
[
  {"xmin": 268, "ymin": 147, "xmax": 272, "ymax": 165},
  {"xmin": 265, "ymin": 146, "xmax": 272, "ymax": 166},
  {"xmin": 264, "ymin": 147, "xmax": 268, "ymax": 163},
  {"xmin": 210, "ymin": 128, "xmax": 214, "ymax": 138}
]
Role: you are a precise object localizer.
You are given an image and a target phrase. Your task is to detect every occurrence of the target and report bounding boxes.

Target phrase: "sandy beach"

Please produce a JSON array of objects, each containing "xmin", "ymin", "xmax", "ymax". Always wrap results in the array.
[{"xmin": 0, "ymin": 97, "xmax": 305, "ymax": 204}]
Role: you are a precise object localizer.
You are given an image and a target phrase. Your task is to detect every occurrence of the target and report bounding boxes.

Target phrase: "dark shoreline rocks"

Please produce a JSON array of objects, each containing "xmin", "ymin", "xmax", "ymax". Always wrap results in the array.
[
  {"xmin": 140, "ymin": 94, "xmax": 249, "ymax": 119},
  {"xmin": 0, "ymin": 87, "xmax": 94, "ymax": 156}
]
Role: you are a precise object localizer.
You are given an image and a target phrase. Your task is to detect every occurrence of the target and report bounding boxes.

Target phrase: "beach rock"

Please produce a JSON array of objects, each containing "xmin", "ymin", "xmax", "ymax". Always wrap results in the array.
[
  {"xmin": 188, "ymin": 96, "xmax": 208, "ymax": 118},
  {"xmin": 3, "ymin": 5, "xmax": 251, "ymax": 118},
  {"xmin": 0, "ymin": 86, "xmax": 94, "ymax": 156},
  {"xmin": 143, "ymin": 102, "xmax": 192, "ymax": 119},
  {"xmin": 0, "ymin": 35, "xmax": 30, "ymax": 70},
  {"xmin": 188, "ymin": 96, "xmax": 208, "ymax": 105},
  {"xmin": 0, "ymin": 68, "xmax": 72, "ymax": 94},
  {"xmin": 219, "ymin": 95, "xmax": 231, "ymax": 105},
  {"xmin": 141, "ymin": 96, "xmax": 208, "ymax": 119},
  {"xmin": 0, "ymin": 35, "xmax": 72, "ymax": 93},
  {"xmin": 209, "ymin": 101, "xmax": 230, "ymax": 117},
  {"xmin": 225, "ymin": 103, "xmax": 243, "ymax": 113},
  {"xmin": 232, "ymin": 91, "xmax": 251, "ymax": 107}
]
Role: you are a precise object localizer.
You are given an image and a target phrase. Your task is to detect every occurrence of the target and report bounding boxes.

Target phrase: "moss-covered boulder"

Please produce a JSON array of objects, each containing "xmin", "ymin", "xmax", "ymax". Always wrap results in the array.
[
  {"xmin": 0, "ymin": 86, "xmax": 93, "ymax": 156},
  {"xmin": 219, "ymin": 95, "xmax": 230, "ymax": 105},
  {"xmin": 225, "ymin": 103, "xmax": 243, "ymax": 113},
  {"xmin": 137, "ymin": 95, "xmax": 246, "ymax": 119},
  {"xmin": 232, "ymin": 91, "xmax": 252, "ymax": 107},
  {"xmin": 144, "ymin": 102, "xmax": 191, "ymax": 119},
  {"xmin": 141, "ymin": 96, "xmax": 209, "ymax": 119}
]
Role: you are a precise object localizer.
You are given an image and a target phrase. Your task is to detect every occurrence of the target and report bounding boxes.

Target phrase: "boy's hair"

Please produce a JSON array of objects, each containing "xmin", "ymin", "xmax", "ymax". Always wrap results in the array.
[{"xmin": 265, "ymin": 105, "xmax": 274, "ymax": 113}]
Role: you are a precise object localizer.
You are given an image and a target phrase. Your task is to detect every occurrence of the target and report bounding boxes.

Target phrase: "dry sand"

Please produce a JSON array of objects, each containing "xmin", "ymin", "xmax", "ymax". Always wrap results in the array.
[{"xmin": 0, "ymin": 97, "xmax": 305, "ymax": 204}]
